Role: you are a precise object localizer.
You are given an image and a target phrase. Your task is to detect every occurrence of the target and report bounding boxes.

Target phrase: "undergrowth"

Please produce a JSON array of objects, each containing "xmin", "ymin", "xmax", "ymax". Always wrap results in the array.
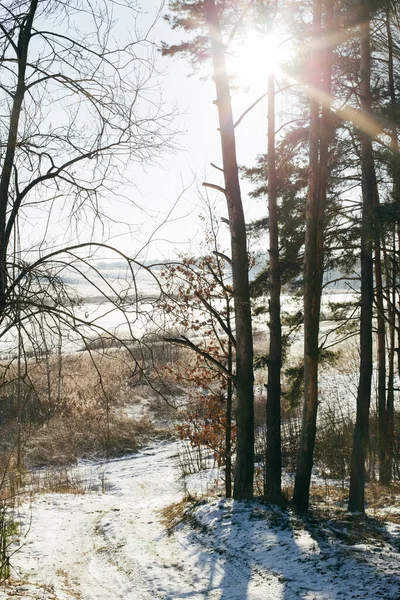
[{"xmin": 160, "ymin": 494, "xmax": 206, "ymax": 536}]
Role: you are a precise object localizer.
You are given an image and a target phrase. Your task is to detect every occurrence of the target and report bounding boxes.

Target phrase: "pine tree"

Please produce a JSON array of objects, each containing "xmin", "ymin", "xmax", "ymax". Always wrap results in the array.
[
  {"xmin": 293, "ymin": 0, "xmax": 334, "ymax": 512},
  {"xmin": 163, "ymin": 0, "xmax": 255, "ymax": 499},
  {"xmin": 348, "ymin": 0, "xmax": 375, "ymax": 513}
]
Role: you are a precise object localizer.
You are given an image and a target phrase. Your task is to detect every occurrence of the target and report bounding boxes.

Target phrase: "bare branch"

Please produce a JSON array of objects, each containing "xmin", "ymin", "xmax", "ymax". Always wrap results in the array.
[
  {"xmin": 234, "ymin": 92, "xmax": 268, "ymax": 129},
  {"xmin": 202, "ymin": 182, "xmax": 227, "ymax": 195}
]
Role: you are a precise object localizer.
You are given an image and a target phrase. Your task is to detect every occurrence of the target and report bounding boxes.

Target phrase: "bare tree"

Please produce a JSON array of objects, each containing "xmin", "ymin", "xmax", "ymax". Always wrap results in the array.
[
  {"xmin": 158, "ymin": 204, "xmax": 236, "ymax": 497},
  {"xmin": 0, "ymin": 0, "xmax": 172, "ymax": 352},
  {"xmin": 0, "ymin": 0, "xmax": 176, "ymax": 476},
  {"xmin": 162, "ymin": 0, "xmax": 255, "ymax": 499}
]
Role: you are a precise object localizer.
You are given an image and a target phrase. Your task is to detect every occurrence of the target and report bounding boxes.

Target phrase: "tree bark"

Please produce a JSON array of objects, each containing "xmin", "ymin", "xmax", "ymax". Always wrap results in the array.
[
  {"xmin": 226, "ymin": 329, "xmax": 233, "ymax": 498},
  {"xmin": 348, "ymin": 1, "xmax": 374, "ymax": 513},
  {"xmin": 204, "ymin": 0, "xmax": 254, "ymax": 499},
  {"xmin": 293, "ymin": 0, "xmax": 333, "ymax": 511},
  {"xmin": 384, "ymin": 252, "xmax": 395, "ymax": 485},
  {"xmin": 265, "ymin": 68, "xmax": 282, "ymax": 502},
  {"xmin": 385, "ymin": 3, "xmax": 398, "ymax": 483},
  {"xmin": 374, "ymin": 184, "xmax": 387, "ymax": 485},
  {"xmin": 386, "ymin": 294, "xmax": 395, "ymax": 486}
]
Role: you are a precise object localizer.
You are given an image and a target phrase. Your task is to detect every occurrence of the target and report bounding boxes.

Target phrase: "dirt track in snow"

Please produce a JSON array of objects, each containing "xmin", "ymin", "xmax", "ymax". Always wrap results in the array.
[
  {"xmin": 10, "ymin": 444, "xmax": 271, "ymax": 599},
  {"xmin": 3, "ymin": 442, "xmax": 400, "ymax": 600}
]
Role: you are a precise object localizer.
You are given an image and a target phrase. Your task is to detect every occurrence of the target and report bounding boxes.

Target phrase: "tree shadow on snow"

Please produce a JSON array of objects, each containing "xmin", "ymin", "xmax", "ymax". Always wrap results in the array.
[{"xmin": 179, "ymin": 499, "xmax": 400, "ymax": 600}]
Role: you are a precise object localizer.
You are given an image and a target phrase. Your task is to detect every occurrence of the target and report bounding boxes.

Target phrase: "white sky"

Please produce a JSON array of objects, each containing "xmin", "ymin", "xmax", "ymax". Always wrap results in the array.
[
  {"xmin": 16, "ymin": 0, "xmax": 275, "ymax": 270},
  {"xmin": 105, "ymin": 1, "xmax": 270, "ymax": 261}
]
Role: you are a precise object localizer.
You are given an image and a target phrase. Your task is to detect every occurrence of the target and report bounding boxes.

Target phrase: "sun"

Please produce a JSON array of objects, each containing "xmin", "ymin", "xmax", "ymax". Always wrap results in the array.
[{"xmin": 230, "ymin": 29, "xmax": 292, "ymax": 89}]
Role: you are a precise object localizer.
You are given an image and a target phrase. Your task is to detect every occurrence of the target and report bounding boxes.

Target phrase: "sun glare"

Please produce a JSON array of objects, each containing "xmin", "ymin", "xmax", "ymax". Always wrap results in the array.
[{"xmin": 231, "ymin": 30, "xmax": 292, "ymax": 89}]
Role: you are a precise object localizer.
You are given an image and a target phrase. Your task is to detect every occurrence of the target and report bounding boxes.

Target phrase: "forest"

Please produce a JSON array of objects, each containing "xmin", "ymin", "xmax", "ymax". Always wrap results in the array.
[{"xmin": 0, "ymin": 0, "xmax": 399, "ymax": 598}]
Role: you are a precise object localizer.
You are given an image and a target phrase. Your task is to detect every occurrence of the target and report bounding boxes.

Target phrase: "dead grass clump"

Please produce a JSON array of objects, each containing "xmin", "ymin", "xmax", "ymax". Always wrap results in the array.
[
  {"xmin": 28, "ymin": 466, "xmax": 89, "ymax": 495},
  {"xmin": 160, "ymin": 494, "xmax": 202, "ymax": 535},
  {"xmin": 133, "ymin": 335, "xmax": 183, "ymax": 370},
  {"xmin": 304, "ymin": 480, "xmax": 400, "ymax": 524},
  {"xmin": 22, "ymin": 412, "xmax": 162, "ymax": 468},
  {"xmin": 148, "ymin": 394, "xmax": 179, "ymax": 423},
  {"xmin": 160, "ymin": 498, "xmax": 190, "ymax": 533},
  {"xmin": 365, "ymin": 480, "xmax": 400, "ymax": 508},
  {"xmin": 23, "ymin": 414, "xmax": 107, "ymax": 466},
  {"xmin": 308, "ymin": 483, "xmax": 347, "ymax": 506}
]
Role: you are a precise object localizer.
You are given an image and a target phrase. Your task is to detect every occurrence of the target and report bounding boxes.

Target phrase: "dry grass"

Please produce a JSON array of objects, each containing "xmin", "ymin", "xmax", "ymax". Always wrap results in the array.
[
  {"xmin": 0, "ymin": 344, "xmax": 180, "ymax": 481},
  {"xmin": 298, "ymin": 480, "xmax": 400, "ymax": 526},
  {"xmin": 160, "ymin": 494, "xmax": 202, "ymax": 535},
  {"xmin": 19, "ymin": 412, "xmax": 173, "ymax": 469},
  {"xmin": 27, "ymin": 466, "xmax": 89, "ymax": 496},
  {"xmin": 160, "ymin": 498, "xmax": 191, "ymax": 533}
]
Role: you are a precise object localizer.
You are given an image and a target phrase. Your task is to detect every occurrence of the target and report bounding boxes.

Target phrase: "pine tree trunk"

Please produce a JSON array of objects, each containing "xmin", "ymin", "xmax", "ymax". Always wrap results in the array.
[
  {"xmin": 265, "ymin": 69, "xmax": 282, "ymax": 502},
  {"xmin": 382, "ymin": 231, "xmax": 395, "ymax": 484},
  {"xmin": 293, "ymin": 0, "xmax": 333, "ymax": 511},
  {"xmin": 348, "ymin": 2, "xmax": 374, "ymax": 513},
  {"xmin": 226, "ymin": 319, "xmax": 233, "ymax": 498},
  {"xmin": 385, "ymin": 4, "xmax": 398, "ymax": 483},
  {"xmin": 385, "ymin": 261, "xmax": 395, "ymax": 484},
  {"xmin": 204, "ymin": 0, "xmax": 254, "ymax": 500},
  {"xmin": 374, "ymin": 185, "xmax": 387, "ymax": 485},
  {"xmin": 386, "ymin": 315, "xmax": 395, "ymax": 484}
]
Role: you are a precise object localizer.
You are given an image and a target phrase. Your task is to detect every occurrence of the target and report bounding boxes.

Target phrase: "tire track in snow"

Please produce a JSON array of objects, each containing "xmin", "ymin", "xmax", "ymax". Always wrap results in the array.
[
  {"xmin": 15, "ymin": 494, "xmax": 151, "ymax": 600},
  {"xmin": 12, "ymin": 444, "xmax": 301, "ymax": 600},
  {"xmin": 13, "ymin": 444, "xmax": 230, "ymax": 600}
]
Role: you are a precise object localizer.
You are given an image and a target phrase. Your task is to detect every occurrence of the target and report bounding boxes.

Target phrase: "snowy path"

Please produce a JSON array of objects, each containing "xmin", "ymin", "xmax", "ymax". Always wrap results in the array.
[
  {"xmin": 5, "ymin": 442, "xmax": 400, "ymax": 600},
  {"xmin": 12, "ymin": 443, "xmax": 269, "ymax": 600},
  {"xmin": 13, "ymin": 443, "xmax": 210, "ymax": 599}
]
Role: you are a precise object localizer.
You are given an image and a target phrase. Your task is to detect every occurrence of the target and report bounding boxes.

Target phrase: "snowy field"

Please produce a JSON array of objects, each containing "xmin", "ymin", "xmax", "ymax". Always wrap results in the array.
[{"xmin": 2, "ymin": 442, "xmax": 400, "ymax": 600}]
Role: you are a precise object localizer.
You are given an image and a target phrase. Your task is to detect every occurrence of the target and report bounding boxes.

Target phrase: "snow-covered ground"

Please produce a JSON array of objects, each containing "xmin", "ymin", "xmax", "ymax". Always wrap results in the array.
[{"xmin": 3, "ymin": 442, "xmax": 400, "ymax": 600}]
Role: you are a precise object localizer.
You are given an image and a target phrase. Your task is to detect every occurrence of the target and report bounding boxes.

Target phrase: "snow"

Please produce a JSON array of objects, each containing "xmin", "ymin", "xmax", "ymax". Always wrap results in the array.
[{"xmin": 3, "ymin": 442, "xmax": 400, "ymax": 600}]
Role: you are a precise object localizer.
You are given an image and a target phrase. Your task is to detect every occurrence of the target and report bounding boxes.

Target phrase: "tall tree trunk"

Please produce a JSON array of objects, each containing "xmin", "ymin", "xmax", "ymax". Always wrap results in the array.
[
  {"xmin": 382, "ymin": 230, "xmax": 395, "ymax": 484},
  {"xmin": 385, "ymin": 272, "xmax": 395, "ymax": 484},
  {"xmin": 374, "ymin": 184, "xmax": 387, "ymax": 485},
  {"xmin": 293, "ymin": 0, "xmax": 333, "ymax": 511},
  {"xmin": 204, "ymin": 0, "xmax": 254, "ymax": 500},
  {"xmin": 225, "ymin": 298, "xmax": 233, "ymax": 498},
  {"xmin": 385, "ymin": 245, "xmax": 395, "ymax": 484},
  {"xmin": 385, "ymin": 3, "xmax": 398, "ymax": 482},
  {"xmin": 348, "ymin": 1, "xmax": 374, "ymax": 513},
  {"xmin": 265, "ymin": 67, "xmax": 282, "ymax": 502}
]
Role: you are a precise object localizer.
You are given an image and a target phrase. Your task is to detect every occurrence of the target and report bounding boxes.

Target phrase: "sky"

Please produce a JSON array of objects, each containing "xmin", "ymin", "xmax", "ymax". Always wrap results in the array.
[
  {"xmin": 16, "ymin": 0, "xmax": 373, "ymax": 275},
  {"xmin": 96, "ymin": 0, "xmax": 271, "ymax": 262},
  {"xmin": 15, "ymin": 0, "xmax": 300, "ymax": 269}
]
